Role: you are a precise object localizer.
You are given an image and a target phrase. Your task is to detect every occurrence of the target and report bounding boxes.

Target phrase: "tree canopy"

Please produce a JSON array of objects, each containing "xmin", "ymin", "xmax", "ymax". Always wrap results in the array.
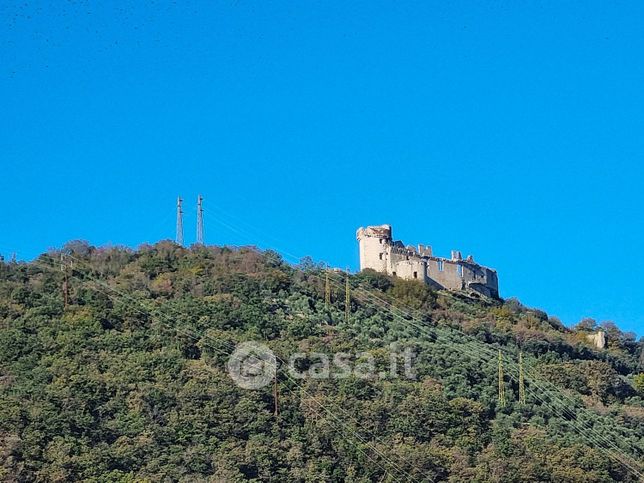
[{"xmin": 0, "ymin": 242, "xmax": 642, "ymax": 482}]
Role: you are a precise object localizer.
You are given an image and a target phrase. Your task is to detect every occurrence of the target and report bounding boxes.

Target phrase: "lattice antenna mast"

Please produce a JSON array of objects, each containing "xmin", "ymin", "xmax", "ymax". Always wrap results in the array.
[
  {"xmin": 498, "ymin": 350, "xmax": 506, "ymax": 408},
  {"xmin": 345, "ymin": 269, "xmax": 350, "ymax": 322},
  {"xmin": 176, "ymin": 196, "xmax": 184, "ymax": 246},
  {"xmin": 196, "ymin": 194, "xmax": 204, "ymax": 245},
  {"xmin": 519, "ymin": 351, "xmax": 526, "ymax": 404}
]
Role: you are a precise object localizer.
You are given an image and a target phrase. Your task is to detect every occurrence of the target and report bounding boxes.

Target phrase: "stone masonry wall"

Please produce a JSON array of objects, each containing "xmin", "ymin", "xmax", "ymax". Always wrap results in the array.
[{"xmin": 356, "ymin": 224, "xmax": 499, "ymax": 298}]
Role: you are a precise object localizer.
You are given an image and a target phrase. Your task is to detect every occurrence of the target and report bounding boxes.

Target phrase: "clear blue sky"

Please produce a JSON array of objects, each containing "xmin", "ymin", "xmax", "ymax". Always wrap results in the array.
[{"xmin": 1, "ymin": 1, "xmax": 642, "ymax": 336}]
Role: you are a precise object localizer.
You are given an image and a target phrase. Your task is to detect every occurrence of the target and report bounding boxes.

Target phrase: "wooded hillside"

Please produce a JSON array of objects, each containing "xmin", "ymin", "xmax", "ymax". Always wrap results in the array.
[{"xmin": 0, "ymin": 242, "xmax": 642, "ymax": 482}]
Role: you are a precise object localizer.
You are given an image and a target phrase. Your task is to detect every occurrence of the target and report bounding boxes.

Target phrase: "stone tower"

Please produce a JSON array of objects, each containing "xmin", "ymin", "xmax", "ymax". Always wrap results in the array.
[{"xmin": 356, "ymin": 224, "xmax": 392, "ymax": 273}]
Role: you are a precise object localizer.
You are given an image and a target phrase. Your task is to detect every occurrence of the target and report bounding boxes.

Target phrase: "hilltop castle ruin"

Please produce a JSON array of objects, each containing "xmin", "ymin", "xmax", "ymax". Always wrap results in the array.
[{"xmin": 357, "ymin": 225, "xmax": 499, "ymax": 298}]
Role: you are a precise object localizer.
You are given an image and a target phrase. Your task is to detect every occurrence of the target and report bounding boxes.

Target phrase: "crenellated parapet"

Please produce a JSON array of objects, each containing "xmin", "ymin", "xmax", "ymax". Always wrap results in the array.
[{"xmin": 356, "ymin": 225, "xmax": 499, "ymax": 298}]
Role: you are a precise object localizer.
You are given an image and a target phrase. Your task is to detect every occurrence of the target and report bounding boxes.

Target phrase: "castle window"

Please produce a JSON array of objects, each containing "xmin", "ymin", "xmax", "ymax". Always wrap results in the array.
[
  {"xmin": 437, "ymin": 260, "xmax": 444, "ymax": 272},
  {"xmin": 379, "ymin": 238, "xmax": 383, "ymax": 244},
  {"xmin": 392, "ymin": 271, "xmax": 397, "ymax": 277},
  {"xmin": 457, "ymin": 264, "xmax": 463, "ymax": 277},
  {"xmin": 379, "ymin": 253, "xmax": 383, "ymax": 260},
  {"xmin": 413, "ymin": 271, "xmax": 418, "ymax": 279}
]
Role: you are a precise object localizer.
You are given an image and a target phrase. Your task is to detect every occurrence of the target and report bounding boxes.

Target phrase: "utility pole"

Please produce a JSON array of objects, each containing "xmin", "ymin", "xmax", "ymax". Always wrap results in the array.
[
  {"xmin": 325, "ymin": 270, "xmax": 331, "ymax": 308},
  {"xmin": 498, "ymin": 350, "xmax": 506, "ymax": 408},
  {"xmin": 273, "ymin": 372, "xmax": 279, "ymax": 417},
  {"xmin": 196, "ymin": 194, "xmax": 204, "ymax": 245},
  {"xmin": 176, "ymin": 196, "xmax": 184, "ymax": 246},
  {"xmin": 61, "ymin": 254, "xmax": 69, "ymax": 308},
  {"xmin": 519, "ymin": 352, "xmax": 526, "ymax": 404},
  {"xmin": 345, "ymin": 269, "xmax": 350, "ymax": 322}
]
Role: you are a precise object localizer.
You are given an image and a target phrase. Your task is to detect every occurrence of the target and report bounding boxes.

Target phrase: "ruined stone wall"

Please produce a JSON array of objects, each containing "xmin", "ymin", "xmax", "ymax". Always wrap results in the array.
[
  {"xmin": 587, "ymin": 331, "xmax": 607, "ymax": 349},
  {"xmin": 357, "ymin": 225, "xmax": 500, "ymax": 298},
  {"xmin": 388, "ymin": 250, "xmax": 428, "ymax": 283},
  {"xmin": 426, "ymin": 258, "xmax": 463, "ymax": 291}
]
